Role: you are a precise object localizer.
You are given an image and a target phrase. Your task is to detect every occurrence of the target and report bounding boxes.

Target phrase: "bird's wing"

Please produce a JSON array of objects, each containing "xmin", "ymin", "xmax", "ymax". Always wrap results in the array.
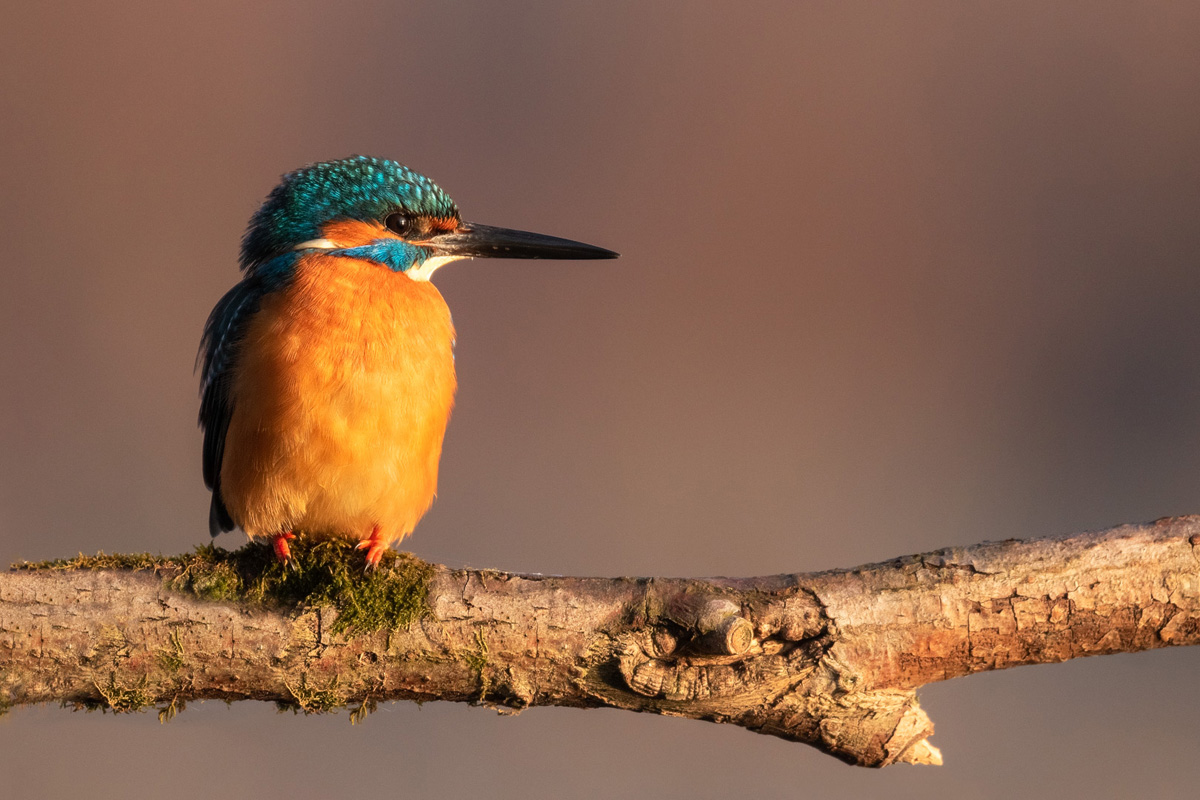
[{"xmin": 198, "ymin": 277, "xmax": 264, "ymax": 536}]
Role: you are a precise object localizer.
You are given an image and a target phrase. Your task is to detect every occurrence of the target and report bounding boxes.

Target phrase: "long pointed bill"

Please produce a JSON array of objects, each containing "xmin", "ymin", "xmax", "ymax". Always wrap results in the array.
[{"xmin": 429, "ymin": 222, "xmax": 619, "ymax": 261}]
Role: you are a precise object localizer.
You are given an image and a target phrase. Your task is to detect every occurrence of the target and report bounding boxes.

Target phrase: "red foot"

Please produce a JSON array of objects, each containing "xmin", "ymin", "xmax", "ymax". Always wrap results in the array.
[
  {"xmin": 355, "ymin": 525, "xmax": 389, "ymax": 570},
  {"xmin": 271, "ymin": 531, "xmax": 297, "ymax": 564}
]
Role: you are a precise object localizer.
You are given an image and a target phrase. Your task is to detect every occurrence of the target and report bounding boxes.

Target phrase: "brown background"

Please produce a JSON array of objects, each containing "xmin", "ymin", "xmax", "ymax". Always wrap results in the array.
[{"xmin": 4, "ymin": 2, "xmax": 1200, "ymax": 797}]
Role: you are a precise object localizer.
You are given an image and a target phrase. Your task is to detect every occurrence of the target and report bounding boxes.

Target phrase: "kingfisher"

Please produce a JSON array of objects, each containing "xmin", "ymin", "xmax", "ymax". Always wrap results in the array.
[{"xmin": 199, "ymin": 156, "xmax": 617, "ymax": 567}]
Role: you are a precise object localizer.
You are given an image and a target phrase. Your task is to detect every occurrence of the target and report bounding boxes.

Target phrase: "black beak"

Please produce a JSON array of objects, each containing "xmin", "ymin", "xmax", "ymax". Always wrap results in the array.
[{"xmin": 429, "ymin": 222, "xmax": 619, "ymax": 260}]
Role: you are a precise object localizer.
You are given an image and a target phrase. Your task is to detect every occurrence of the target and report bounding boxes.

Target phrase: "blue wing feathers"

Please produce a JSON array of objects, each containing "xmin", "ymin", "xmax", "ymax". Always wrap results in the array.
[{"xmin": 198, "ymin": 278, "xmax": 265, "ymax": 536}]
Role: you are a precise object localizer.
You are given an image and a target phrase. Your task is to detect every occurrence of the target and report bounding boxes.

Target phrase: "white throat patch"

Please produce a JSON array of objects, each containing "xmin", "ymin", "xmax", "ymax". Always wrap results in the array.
[{"xmin": 405, "ymin": 255, "xmax": 468, "ymax": 282}]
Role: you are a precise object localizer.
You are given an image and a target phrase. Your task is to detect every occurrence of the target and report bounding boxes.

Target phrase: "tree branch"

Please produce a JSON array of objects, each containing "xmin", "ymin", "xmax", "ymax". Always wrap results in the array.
[{"xmin": 3, "ymin": 516, "xmax": 1199, "ymax": 767}]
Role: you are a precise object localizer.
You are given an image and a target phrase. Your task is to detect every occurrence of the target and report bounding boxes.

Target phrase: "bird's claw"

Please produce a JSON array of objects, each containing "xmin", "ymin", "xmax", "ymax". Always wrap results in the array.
[
  {"xmin": 356, "ymin": 527, "xmax": 388, "ymax": 571},
  {"xmin": 272, "ymin": 531, "xmax": 297, "ymax": 567}
]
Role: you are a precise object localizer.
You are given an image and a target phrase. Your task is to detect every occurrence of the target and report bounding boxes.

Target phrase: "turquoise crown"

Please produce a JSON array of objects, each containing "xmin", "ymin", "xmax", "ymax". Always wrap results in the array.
[{"xmin": 240, "ymin": 156, "xmax": 458, "ymax": 270}]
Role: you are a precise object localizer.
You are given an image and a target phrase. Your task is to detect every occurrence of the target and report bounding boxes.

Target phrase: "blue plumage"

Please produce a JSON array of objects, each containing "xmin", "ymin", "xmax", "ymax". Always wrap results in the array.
[
  {"xmin": 198, "ymin": 276, "xmax": 265, "ymax": 535},
  {"xmin": 240, "ymin": 156, "xmax": 458, "ymax": 273},
  {"xmin": 335, "ymin": 241, "xmax": 433, "ymax": 273}
]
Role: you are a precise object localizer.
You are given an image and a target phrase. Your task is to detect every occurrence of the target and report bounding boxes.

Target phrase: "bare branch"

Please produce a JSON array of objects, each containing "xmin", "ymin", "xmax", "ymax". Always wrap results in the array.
[{"xmin": 3, "ymin": 516, "xmax": 1199, "ymax": 767}]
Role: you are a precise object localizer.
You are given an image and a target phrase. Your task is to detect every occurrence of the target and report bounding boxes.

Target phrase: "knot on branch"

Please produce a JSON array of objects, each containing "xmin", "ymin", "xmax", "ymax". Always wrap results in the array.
[
  {"xmin": 600, "ymin": 587, "xmax": 940, "ymax": 767},
  {"xmin": 691, "ymin": 598, "xmax": 754, "ymax": 655},
  {"xmin": 613, "ymin": 594, "xmax": 815, "ymax": 701}
]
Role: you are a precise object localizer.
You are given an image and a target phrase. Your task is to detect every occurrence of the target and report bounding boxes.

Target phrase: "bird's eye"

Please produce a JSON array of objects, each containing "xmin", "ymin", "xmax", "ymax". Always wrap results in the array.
[{"xmin": 385, "ymin": 213, "xmax": 417, "ymax": 238}]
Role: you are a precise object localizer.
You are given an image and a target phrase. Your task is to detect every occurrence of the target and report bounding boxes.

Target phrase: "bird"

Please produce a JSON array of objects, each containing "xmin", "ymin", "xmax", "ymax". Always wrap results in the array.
[{"xmin": 199, "ymin": 156, "xmax": 618, "ymax": 567}]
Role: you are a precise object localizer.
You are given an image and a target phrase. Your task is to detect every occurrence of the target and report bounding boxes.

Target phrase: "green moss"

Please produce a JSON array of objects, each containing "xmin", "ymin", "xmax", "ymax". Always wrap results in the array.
[
  {"xmin": 14, "ymin": 538, "xmax": 434, "ymax": 635},
  {"xmin": 465, "ymin": 627, "xmax": 491, "ymax": 699},
  {"xmin": 156, "ymin": 696, "xmax": 186, "ymax": 724},
  {"xmin": 156, "ymin": 630, "xmax": 186, "ymax": 673},
  {"xmin": 13, "ymin": 551, "xmax": 169, "ymax": 572},
  {"xmin": 285, "ymin": 674, "xmax": 342, "ymax": 714},
  {"xmin": 67, "ymin": 698, "xmax": 108, "ymax": 713},
  {"xmin": 185, "ymin": 559, "xmax": 243, "ymax": 603},
  {"xmin": 250, "ymin": 539, "xmax": 434, "ymax": 634},
  {"xmin": 93, "ymin": 673, "xmax": 153, "ymax": 714},
  {"xmin": 0, "ymin": 668, "xmax": 10, "ymax": 717},
  {"xmin": 348, "ymin": 698, "xmax": 378, "ymax": 725}
]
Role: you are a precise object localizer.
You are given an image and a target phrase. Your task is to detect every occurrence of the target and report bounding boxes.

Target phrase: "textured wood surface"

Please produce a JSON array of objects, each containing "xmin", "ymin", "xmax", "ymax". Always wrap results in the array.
[{"xmin": 3, "ymin": 516, "xmax": 1199, "ymax": 767}]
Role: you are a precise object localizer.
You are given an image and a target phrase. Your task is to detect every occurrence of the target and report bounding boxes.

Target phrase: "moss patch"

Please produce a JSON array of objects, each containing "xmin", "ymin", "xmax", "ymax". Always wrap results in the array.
[
  {"xmin": 156, "ymin": 630, "xmax": 186, "ymax": 673},
  {"xmin": 283, "ymin": 674, "xmax": 342, "ymax": 714},
  {"xmin": 157, "ymin": 696, "xmax": 186, "ymax": 724},
  {"xmin": 348, "ymin": 698, "xmax": 378, "ymax": 725},
  {"xmin": 13, "ymin": 538, "xmax": 434, "ymax": 635},
  {"xmin": 465, "ymin": 627, "xmax": 491, "ymax": 700},
  {"xmin": 93, "ymin": 673, "xmax": 154, "ymax": 714},
  {"xmin": 15, "ymin": 552, "xmax": 169, "ymax": 572}
]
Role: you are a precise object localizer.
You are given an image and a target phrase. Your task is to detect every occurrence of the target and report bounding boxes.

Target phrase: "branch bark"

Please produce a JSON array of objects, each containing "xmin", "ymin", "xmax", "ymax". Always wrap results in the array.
[{"xmin": 3, "ymin": 516, "xmax": 1199, "ymax": 766}]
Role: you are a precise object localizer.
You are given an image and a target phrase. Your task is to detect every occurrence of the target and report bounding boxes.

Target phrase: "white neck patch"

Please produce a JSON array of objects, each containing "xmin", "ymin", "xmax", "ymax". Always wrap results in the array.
[
  {"xmin": 292, "ymin": 239, "xmax": 339, "ymax": 251},
  {"xmin": 406, "ymin": 255, "xmax": 468, "ymax": 282}
]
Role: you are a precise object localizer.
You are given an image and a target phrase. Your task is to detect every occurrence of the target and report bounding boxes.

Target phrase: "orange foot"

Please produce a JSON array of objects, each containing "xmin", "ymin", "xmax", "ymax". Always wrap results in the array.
[
  {"xmin": 355, "ymin": 525, "xmax": 388, "ymax": 570},
  {"xmin": 271, "ymin": 531, "xmax": 297, "ymax": 565}
]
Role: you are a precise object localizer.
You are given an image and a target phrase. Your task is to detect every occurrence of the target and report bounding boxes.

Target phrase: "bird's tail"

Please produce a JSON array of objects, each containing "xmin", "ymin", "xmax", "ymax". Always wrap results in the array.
[{"xmin": 209, "ymin": 490, "xmax": 235, "ymax": 537}]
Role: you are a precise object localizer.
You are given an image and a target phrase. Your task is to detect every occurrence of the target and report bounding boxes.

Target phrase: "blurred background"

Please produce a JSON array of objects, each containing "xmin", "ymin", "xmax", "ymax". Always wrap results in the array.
[{"xmin": 3, "ymin": 1, "xmax": 1200, "ymax": 797}]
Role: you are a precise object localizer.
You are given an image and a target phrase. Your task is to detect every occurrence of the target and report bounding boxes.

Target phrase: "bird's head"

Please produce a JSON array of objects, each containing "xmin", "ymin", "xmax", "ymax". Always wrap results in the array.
[{"xmin": 241, "ymin": 156, "xmax": 616, "ymax": 281}]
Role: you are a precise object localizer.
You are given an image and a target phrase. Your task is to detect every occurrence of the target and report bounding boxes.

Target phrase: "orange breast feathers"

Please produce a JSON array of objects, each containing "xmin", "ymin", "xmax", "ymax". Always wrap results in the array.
[{"xmin": 220, "ymin": 249, "xmax": 457, "ymax": 547}]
